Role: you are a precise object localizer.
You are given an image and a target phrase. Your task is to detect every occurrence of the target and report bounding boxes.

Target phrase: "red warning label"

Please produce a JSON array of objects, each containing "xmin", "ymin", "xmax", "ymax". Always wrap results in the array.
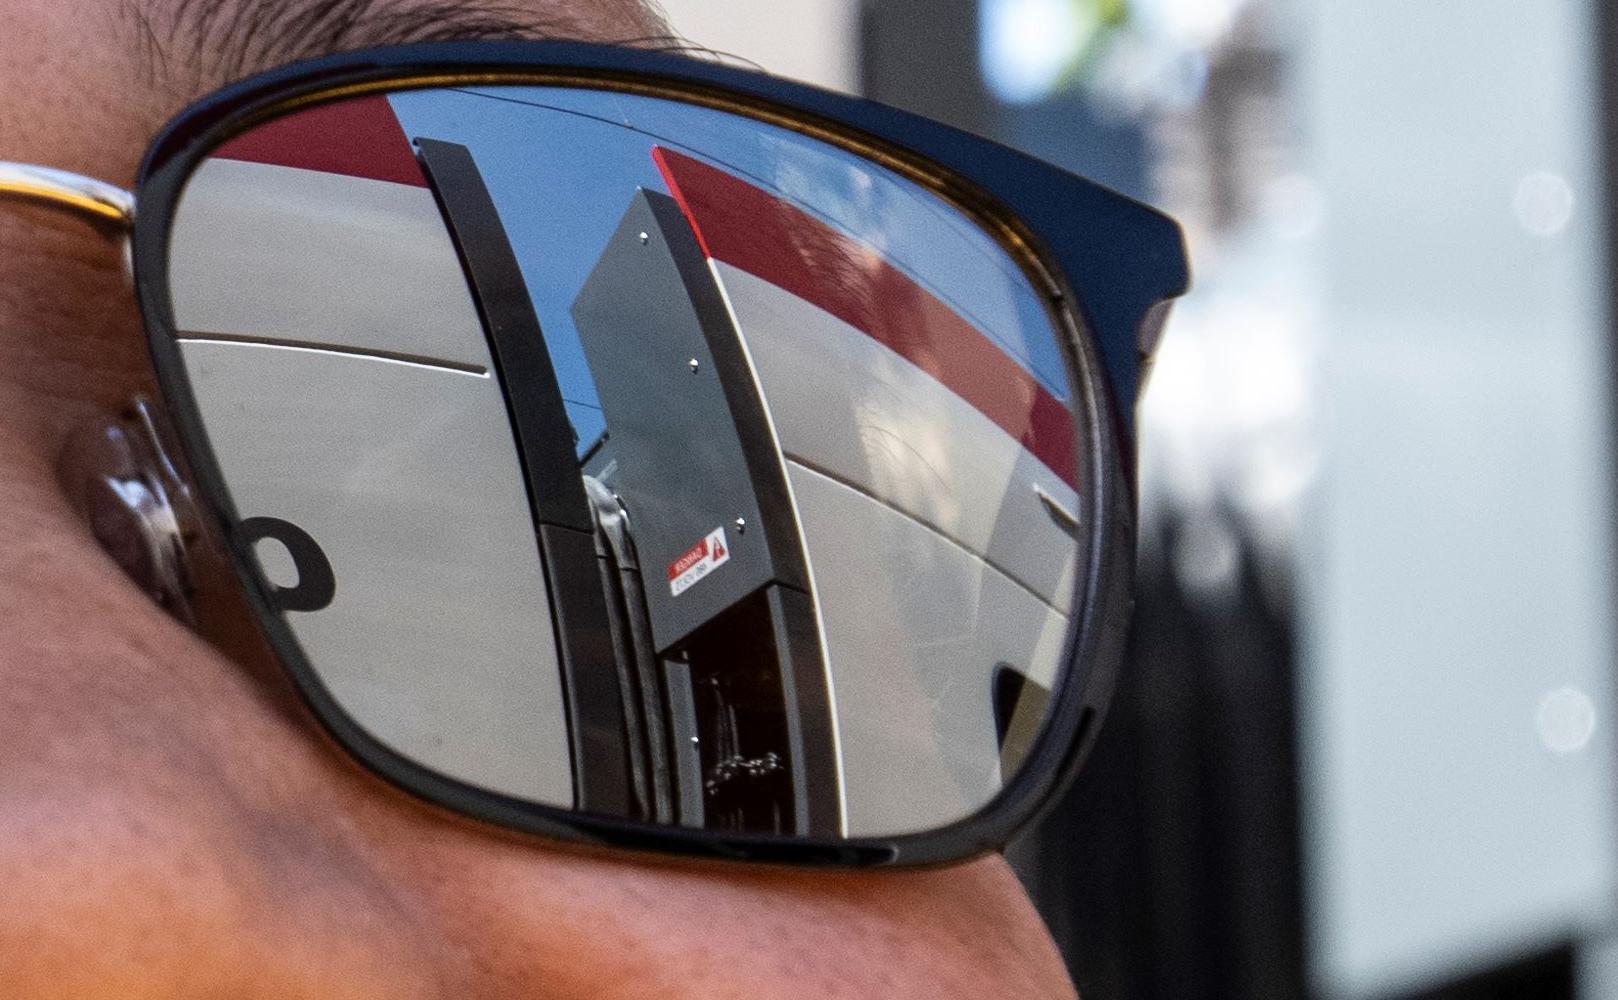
[{"xmin": 668, "ymin": 527, "xmax": 731, "ymax": 597}]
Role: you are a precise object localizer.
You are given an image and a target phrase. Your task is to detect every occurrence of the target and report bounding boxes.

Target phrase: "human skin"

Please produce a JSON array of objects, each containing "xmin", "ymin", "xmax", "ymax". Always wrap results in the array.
[{"xmin": 0, "ymin": 1, "xmax": 1079, "ymax": 997}]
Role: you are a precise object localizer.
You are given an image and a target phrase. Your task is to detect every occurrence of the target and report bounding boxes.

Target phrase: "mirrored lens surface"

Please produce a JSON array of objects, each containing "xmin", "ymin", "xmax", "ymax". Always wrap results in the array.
[{"xmin": 165, "ymin": 84, "xmax": 1092, "ymax": 840}]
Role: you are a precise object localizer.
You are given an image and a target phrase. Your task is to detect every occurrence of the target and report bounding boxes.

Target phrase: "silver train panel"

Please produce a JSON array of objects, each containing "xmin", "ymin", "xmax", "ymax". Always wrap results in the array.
[
  {"xmin": 712, "ymin": 262, "xmax": 1079, "ymax": 835},
  {"xmin": 169, "ymin": 158, "xmax": 497, "ymax": 371},
  {"xmin": 179, "ymin": 339, "xmax": 575, "ymax": 806},
  {"xmin": 786, "ymin": 463, "xmax": 1070, "ymax": 837},
  {"xmin": 714, "ymin": 263, "xmax": 1079, "ymax": 612}
]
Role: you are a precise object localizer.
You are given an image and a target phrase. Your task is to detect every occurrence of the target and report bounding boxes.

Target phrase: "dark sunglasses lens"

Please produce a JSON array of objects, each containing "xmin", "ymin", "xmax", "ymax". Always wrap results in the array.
[{"xmin": 162, "ymin": 85, "xmax": 1092, "ymax": 842}]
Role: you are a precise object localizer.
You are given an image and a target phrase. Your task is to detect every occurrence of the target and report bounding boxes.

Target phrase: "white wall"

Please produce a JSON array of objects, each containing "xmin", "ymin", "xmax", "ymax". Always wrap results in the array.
[
  {"xmin": 654, "ymin": 0, "xmax": 861, "ymax": 93},
  {"xmin": 1298, "ymin": 1, "xmax": 1618, "ymax": 996}
]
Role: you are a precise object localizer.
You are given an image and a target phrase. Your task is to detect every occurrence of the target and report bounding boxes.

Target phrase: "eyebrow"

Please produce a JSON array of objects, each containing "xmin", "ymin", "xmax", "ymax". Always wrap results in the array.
[{"xmin": 125, "ymin": 0, "xmax": 678, "ymax": 92}]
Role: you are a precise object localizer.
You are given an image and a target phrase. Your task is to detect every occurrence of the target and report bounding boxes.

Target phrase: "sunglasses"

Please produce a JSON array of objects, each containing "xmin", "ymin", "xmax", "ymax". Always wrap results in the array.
[{"xmin": 2, "ymin": 42, "xmax": 1188, "ymax": 866}]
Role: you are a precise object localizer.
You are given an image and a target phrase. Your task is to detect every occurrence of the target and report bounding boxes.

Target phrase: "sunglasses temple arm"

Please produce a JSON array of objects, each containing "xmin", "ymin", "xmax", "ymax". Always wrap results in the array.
[
  {"xmin": 0, "ymin": 162, "xmax": 136, "ymax": 231},
  {"xmin": 1, "ymin": 162, "xmax": 138, "ymax": 289}
]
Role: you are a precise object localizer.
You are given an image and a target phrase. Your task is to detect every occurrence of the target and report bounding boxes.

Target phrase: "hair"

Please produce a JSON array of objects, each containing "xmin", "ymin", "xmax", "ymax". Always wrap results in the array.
[{"xmin": 118, "ymin": 0, "xmax": 727, "ymax": 95}]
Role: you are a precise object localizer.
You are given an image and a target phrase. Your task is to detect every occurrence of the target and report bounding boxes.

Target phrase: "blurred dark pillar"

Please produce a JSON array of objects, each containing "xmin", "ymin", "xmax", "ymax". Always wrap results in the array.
[
  {"xmin": 1004, "ymin": 515, "xmax": 1308, "ymax": 1000},
  {"xmin": 859, "ymin": 0, "xmax": 990, "ymax": 137},
  {"xmin": 1598, "ymin": 0, "xmax": 1618, "ymax": 800},
  {"xmin": 1003, "ymin": 502, "xmax": 1575, "ymax": 1000}
]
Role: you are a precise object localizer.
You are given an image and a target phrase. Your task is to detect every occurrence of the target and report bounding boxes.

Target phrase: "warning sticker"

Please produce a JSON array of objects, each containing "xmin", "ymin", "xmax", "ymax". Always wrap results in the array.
[{"xmin": 668, "ymin": 527, "xmax": 731, "ymax": 597}]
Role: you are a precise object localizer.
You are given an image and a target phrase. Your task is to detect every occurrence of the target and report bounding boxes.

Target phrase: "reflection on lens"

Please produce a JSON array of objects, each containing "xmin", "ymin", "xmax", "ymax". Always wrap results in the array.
[{"xmin": 166, "ymin": 84, "xmax": 1090, "ymax": 839}]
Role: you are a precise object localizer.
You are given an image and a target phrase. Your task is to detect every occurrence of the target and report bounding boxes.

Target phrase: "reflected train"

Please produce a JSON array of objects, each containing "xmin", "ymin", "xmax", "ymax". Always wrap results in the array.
[{"xmin": 166, "ymin": 88, "xmax": 1084, "ymax": 840}]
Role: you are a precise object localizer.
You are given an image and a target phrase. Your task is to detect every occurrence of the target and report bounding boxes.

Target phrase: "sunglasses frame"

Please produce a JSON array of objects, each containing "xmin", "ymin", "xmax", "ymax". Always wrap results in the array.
[{"xmin": 131, "ymin": 41, "xmax": 1188, "ymax": 866}]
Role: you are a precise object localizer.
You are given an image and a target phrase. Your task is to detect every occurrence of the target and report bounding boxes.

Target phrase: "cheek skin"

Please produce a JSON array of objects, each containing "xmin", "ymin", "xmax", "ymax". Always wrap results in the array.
[{"xmin": 0, "ymin": 487, "xmax": 445, "ymax": 999}]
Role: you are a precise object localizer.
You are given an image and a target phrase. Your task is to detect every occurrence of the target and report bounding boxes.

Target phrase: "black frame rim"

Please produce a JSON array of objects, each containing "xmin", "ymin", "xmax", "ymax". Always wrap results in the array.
[{"xmin": 132, "ymin": 41, "xmax": 1185, "ymax": 867}]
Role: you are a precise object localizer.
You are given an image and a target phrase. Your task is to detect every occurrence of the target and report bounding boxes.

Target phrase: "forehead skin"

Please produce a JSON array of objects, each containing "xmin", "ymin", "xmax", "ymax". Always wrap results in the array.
[{"xmin": 0, "ymin": 2, "xmax": 1077, "ymax": 997}]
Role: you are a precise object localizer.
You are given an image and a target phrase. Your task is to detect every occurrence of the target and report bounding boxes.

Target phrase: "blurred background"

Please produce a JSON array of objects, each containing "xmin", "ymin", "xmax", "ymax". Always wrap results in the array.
[{"xmin": 655, "ymin": 2, "xmax": 1618, "ymax": 997}]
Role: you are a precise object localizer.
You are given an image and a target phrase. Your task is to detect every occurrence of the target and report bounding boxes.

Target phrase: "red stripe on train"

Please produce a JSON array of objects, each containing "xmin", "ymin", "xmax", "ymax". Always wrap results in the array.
[
  {"xmin": 652, "ymin": 146, "xmax": 1077, "ymax": 490},
  {"xmin": 212, "ymin": 95, "xmax": 428, "ymax": 188}
]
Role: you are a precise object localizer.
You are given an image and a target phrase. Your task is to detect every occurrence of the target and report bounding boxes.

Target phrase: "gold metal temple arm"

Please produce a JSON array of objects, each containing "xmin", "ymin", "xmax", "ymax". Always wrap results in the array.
[{"xmin": 0, "ymin": 162, "xmax": 136, "ymax": 229}]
